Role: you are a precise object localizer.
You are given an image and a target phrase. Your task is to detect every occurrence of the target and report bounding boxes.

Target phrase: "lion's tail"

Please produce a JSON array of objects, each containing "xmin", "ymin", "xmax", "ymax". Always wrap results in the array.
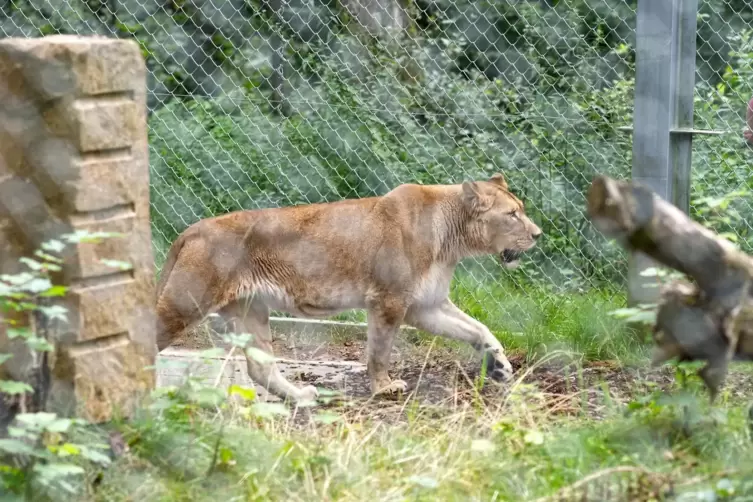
[{"xmin": 155, "ymin": 227, "xmax": 195, "ymax": 301}]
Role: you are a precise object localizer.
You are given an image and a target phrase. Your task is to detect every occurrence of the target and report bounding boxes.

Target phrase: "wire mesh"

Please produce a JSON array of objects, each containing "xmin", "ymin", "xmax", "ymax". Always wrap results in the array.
[
  {"xmin": 692, "ymin": 0, "xmax": 753, "ymax": 253},
  {"xmin": 5, "ymin": 0, "xmax": 723, "ymax": 320}
]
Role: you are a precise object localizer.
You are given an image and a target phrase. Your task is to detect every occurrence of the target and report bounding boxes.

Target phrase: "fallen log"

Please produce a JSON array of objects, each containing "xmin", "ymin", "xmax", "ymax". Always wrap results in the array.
[{"xmin": 586, "ymin": 175, "xmax": 753, "ymax": 401}]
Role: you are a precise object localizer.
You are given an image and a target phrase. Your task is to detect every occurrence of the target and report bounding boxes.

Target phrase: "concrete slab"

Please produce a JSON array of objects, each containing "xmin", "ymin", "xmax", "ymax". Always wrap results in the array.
[
  {"xmin": 173, "ymin": 316, "xmax": 417, "ymax": 351},
  {"xmin": 155, "ymin": 347, "xmax": 367, "ymax": 401}
]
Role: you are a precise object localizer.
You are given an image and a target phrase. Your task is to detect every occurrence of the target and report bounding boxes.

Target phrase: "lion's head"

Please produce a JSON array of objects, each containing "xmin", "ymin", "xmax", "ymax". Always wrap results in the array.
[{"xmin": 462, "ymin": 173, "xmax": 542, "ymax": 268}]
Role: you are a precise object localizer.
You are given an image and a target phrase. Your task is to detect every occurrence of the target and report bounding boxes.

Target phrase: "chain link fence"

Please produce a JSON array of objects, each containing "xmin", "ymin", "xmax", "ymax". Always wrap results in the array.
[
  {"xmin": 1, "ymin": 0, "xmax": 752, "ymax": 310},
  {"xmin": 692, "ymin": 0, "xmax": 753, "ymax": 252}
]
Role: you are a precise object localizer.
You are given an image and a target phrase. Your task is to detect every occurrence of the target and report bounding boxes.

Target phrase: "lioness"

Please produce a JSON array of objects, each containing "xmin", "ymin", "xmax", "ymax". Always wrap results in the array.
[{"xmin": 156, "ymin": 173, "xmax": 542, "ymax": 403}]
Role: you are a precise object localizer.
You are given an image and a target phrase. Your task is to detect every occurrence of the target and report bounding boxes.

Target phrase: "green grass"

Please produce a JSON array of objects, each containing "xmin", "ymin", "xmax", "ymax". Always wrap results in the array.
[
  {"xmin": 41, "ymin": 372, "xmax": 753, "ymax": 502},
  {"xmin": 449, "ymin": 275, "xmax": 642, "ymax": 363},
  {"xmin": 329, "ymin": 273, "xmax": 642, "ymax": 365},
  {"xmin": 9, "ymin": 286, "xmax": 752, "ymax": 502}
]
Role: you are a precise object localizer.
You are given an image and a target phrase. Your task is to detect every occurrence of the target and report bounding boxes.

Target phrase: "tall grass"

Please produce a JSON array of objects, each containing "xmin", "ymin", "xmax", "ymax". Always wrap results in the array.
[{"xmin": 83, "ymin": 366, "xmax": 753, "ymax": 502}]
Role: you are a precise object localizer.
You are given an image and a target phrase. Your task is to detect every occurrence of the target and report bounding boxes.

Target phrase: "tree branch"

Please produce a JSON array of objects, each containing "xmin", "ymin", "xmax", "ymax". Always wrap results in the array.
[{"xmin": 586, "ymin": 175, "xmax": 753, "ymax": 400}]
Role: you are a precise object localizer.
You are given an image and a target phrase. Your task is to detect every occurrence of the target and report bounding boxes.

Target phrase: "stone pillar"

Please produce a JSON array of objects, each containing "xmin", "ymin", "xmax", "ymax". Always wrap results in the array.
[{"xmin": 0, "ymin": 35, "xmax": 156, "ymax": 422}]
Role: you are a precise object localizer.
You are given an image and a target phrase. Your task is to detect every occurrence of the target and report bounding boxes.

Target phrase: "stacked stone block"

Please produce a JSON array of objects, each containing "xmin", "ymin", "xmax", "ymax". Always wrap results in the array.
[{"xmin": 0, "ymin": 35, "xmax": 156, "ymax": 422}]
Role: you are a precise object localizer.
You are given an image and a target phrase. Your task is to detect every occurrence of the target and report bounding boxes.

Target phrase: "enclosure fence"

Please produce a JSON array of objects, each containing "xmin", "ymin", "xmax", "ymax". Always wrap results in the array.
[{"xmin": 1, "ymin": 0, "xmax": 751, "ymax": 313}]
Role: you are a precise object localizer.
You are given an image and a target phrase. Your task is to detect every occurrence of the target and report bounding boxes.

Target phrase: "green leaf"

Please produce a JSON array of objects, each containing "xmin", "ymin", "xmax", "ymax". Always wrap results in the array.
[
  {"xmin": 19, "ymin": 257, "xmax": 45, "ymax": 271},
  {"xmin": 0, "ymin": 380, "xmax": 33, "ymax": 395},
  {"xmin": 33, "ymin": 462, "xmax": 85, "ymax": 484},
  {"xmin": 719, "ymin": 232, "xmax": 739, "ymax": 243},
  {"xmin": 6, "ymin": 327, "xmax": 30, "ymax": 339},
  {"xmin": 38, "ymin": 305, "xmax": 68, "ymax": 321},
  {"xmin": 228, "ymin": 384, "xmax": 257, "ymax": 401},
  {"xmin": 2, "ymin": 293, "xmax": 28, "ymax": 303},
  {"xmin": 0, "ymin": 353, "xmax": 13, "ymax": 365},
  {"xmin": 16, "ymin": 412, "xmax": 73, "ymax": 433},
  {"xmin": 7, "ymin": 426, "xmax": 33, "ymax": 439},
  {"xmin": 45, "ymin": 418, "xmax": 75, "ymax": 433},
  {"xmin": 35, "ymin": 249, "xmax": 64, "ymax": 264},
  {"xmin": 218, "ymin": 446, "xmax": 235, "ymax": 465},
  {"xmin": 0, "ymin": 438, "xmax": 39, "ymax": 456},
  {"xmin": 716, "ymin": 478, "xmax": 735, "ymax": 496},
  {"xmin": 41, "ymin": 239, "xmax": 66, "ymax": 253},
  {"xmin": 608, "ymin": 305, "xmax": 658, "ymax": 325},
  {"xmin": 56, "ymin": 443, "xmax": 81, "ymax": 457},
  {"xmin": 2, "ymin": 272, "xmax": 35, "ymax": 286},
  {"xmin": 78, "ymin": 445, "xmax": 112, "ymax": 466},
  {"xmin": 16, "ymin": 412, "xmax": 55, "ymax": 427},
  {"xmin": 186, "ymin": 387, "xmax": 225, "ymax": 408},
  {"xmin": 40, "ymin": 285, "xmax": 68, "ymax": 298},
  {"xmin": 21, "ymin": 278, "xmax": 53, "ymax": 294},
  {"xmin": 62, "ymin": 230, "xmax": 123, "ymax": 244}
]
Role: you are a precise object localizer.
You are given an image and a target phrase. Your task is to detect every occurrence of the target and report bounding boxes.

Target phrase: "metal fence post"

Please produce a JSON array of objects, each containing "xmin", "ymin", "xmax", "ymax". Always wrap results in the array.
[{"xmin": 629, "ymin": 0, "xmax": 699, "ymax": 305}]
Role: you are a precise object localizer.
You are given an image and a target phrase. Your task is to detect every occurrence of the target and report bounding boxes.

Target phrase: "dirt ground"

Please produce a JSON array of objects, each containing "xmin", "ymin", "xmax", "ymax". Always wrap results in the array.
[
  {"xmin": 165, "ymin": 324, "xmax": 753, "ymax": 423},
  {"xmin": 270, "ymin": 337, "xmax": 678, "ymax": 420}
]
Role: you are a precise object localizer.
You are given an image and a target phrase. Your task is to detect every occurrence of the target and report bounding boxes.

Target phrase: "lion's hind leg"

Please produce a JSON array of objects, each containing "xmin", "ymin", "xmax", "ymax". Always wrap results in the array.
[
  {"xmin": 156, "ymin": 263, "xmax": 227, "ymax": 352},
  {"xmin": 219, "ymin": 299, "xmax": 319, "ymax": 404},
  {"xmin": 155, "ymin": 227, "xmax": 243, "ymax": 352}
]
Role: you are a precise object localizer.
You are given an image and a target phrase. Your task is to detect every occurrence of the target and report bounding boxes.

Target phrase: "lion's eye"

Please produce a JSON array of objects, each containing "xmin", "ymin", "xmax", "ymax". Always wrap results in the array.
[{"xmin": 509, "ymin": 211, "xmax": 518, "ymax": 218}]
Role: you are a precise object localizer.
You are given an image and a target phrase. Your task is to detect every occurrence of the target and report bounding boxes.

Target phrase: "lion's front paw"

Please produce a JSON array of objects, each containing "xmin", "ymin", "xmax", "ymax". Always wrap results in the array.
[
  {"xmin": 295, "ymin": 385, "xmax": 320, "ymax": 404},
  {"xmin": 484, "ymin": 352, "xmax": 514, "ymax": 383}
]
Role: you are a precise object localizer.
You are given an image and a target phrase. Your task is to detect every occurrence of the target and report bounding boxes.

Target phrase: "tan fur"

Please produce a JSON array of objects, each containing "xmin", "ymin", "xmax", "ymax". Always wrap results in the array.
[{"xmin": 156, "ymin": 173, "xmax": 542, "ymax": 403}]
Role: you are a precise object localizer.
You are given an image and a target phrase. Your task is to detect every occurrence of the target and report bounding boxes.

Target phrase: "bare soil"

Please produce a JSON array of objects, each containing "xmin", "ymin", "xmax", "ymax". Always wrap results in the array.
[
  {"xmin": 272, "ymin": 337, "xmax": 674, "ymax": 420},
  {"xmin": 169, "ymin": 325, "xmax": 753, "ymax": 424}
]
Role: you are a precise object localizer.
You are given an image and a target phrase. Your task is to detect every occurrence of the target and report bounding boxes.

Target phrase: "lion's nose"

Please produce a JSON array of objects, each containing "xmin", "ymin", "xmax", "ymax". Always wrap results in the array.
[{"xmin": 532, "ymin": 229, "xmax": 542, "ymax": 240}]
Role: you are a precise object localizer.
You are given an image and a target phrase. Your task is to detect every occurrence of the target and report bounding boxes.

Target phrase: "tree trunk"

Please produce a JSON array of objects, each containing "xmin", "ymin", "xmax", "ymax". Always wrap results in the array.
[{"xmin": 586, "ymin": 175, "xmax": 753, "ymax": 401}]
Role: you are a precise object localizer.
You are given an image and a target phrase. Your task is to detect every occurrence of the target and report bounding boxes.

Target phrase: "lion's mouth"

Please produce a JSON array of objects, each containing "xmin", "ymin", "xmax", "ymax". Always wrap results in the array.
[{"xmin": 500, "ymin": 249, "xmax": 522, "ymax": 269}]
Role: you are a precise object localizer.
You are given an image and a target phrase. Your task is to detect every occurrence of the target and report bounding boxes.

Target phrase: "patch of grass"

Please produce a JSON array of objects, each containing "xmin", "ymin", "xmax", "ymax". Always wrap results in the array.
[
  {"xmin": 275, "ymin": 273, "xmax": 642, "ymax": 366},
  {"xmin": 449, "ymin": 275, "xmax": 643, "ymax": 364},
  {"xmin": 8, "ymin": 287, "xmax": 753, "ymax": 501},
  {"xmin": 73, "ymin": 374, "xmax": 753, "ymax": 502}
]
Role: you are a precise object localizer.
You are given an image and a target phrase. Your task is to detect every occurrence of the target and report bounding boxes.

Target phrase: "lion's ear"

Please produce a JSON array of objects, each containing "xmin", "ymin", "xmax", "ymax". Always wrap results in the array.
[
  {"xmin": 462, "ymin": 181, "xmax": 494, "ymax": 212},
  {"xmin": 489, "ymin": 173, "xmax": 508, "ymax": 190}
]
